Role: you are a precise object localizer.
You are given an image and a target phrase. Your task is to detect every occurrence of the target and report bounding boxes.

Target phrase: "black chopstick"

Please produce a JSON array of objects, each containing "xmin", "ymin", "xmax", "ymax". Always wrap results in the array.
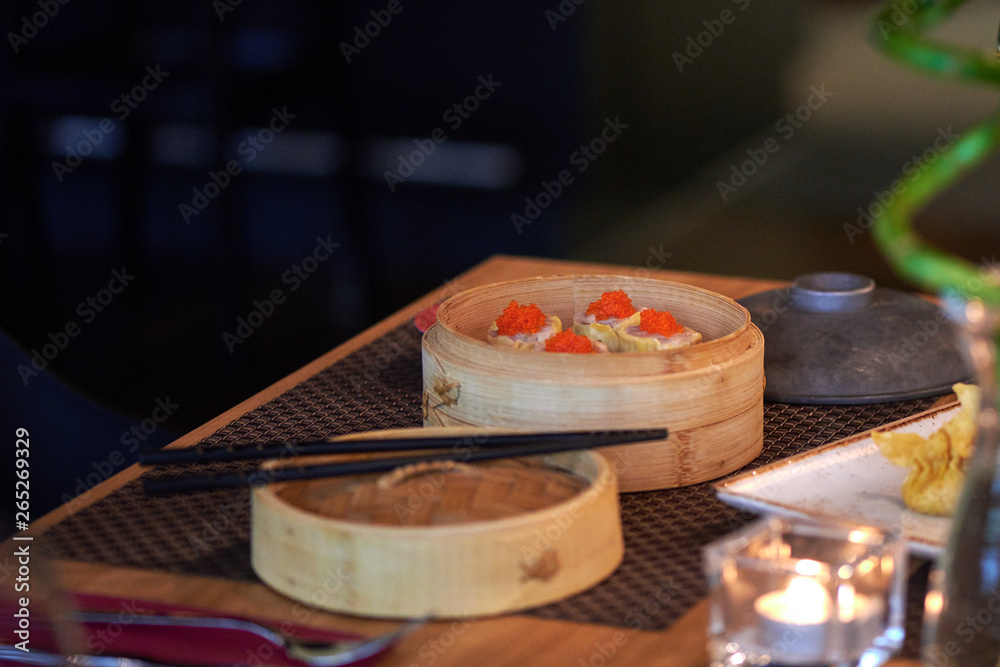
[
  {"xmin": 141, "ymin": 428, "xmax": 668, "ymax": 495},
  {"xmin": 139, "ymin": 428, "xmax": 668, "ymax": 465}
]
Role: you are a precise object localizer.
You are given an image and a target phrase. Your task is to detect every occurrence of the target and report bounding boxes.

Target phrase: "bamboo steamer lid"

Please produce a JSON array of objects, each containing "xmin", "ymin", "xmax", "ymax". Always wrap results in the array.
[
  {"xmin": 251, "ymin": 428, "xmax": 623, "ymax": 618},
  {"xmin": 422, "ymin": 274, "xmax": 765, "ymax": 492}
]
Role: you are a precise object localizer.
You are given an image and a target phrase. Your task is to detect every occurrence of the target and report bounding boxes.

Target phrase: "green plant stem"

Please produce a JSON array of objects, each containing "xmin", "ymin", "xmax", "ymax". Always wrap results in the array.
[{"xmin": 868, "ymin": 0, "xmax": 1000, "ymax": 307}]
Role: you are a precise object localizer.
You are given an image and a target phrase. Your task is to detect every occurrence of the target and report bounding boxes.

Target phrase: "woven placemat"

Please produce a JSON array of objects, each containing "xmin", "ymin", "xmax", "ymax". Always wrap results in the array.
[{"xmin": 40, "ymin": 320, "xmax": 940, "ymax": 650}]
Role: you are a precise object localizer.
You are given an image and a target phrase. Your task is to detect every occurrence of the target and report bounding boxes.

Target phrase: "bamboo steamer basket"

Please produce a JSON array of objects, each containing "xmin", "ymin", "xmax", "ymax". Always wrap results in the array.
[
  {"xmin": 421, "ymin": 274, "xmax": 765, "ymax": 492},
  {"xmin": 251, "ymin": 427, "xmax": 623, "ymax": 619}
]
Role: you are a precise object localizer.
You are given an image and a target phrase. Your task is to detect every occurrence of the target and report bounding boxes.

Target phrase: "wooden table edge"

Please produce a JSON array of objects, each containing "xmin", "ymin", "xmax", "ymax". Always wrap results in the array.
[{"xmin": 41, "ymin": 561, "xmax": 920, "ymax": 667}]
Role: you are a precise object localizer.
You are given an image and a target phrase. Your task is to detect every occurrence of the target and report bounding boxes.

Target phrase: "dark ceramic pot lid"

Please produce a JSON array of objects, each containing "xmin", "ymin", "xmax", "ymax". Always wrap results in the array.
[{"xmin": 737, "ymin": 272, "xmax": 971, "ymax": 404}]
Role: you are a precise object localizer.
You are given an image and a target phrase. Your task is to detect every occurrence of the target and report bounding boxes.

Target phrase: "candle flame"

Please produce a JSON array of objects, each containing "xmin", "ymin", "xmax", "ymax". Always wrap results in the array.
[
  {"xmin": 794, "ymin": 559, "xmax": 823, "ymax": 577},
  {"xmin": 847, "ymin": 528, "xmax": 871, "ymax": 544},
  {"xmin": 880, "ymin": 554, "xmax": 894, "ymax": 578},
  {"xmin": 722, "ymin": 561, "xmax": 738, "ymax": 585},
  {"xmin": 754, "ymin": 575, "xmax": 834, "ymax": 627},
  {"xmin": 837, "ymin": 584, "xmax": 857, "ymax": 622},
  {"xmin": 925, "ymin": 589, "xmax": 943, "ymax": 617},
  {"xmin": 784, "ymin": 576, "xmax": 833, "ymax": 624}
]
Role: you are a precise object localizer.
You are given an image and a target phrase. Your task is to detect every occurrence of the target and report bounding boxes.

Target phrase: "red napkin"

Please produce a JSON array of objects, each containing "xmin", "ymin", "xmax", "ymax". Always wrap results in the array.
[
  {"xmin": 0, "ymin": 592, "xmax": 390, "ymax": 666},
  {"xmin": 414, "ymin": 303, "xmax": 441, "ymax": 332}
]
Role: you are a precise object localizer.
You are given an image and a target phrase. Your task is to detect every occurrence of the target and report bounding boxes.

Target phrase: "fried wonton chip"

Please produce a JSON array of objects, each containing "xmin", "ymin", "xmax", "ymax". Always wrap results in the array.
[{"xmin": 873, "ymin": 383, "xmax": 980, "ymax": 517}]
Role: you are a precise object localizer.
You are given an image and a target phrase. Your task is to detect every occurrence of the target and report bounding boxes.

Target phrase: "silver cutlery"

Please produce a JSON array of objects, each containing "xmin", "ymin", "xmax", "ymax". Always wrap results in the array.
[
  {"xmin": 2, "ymin": 614, "xmax": 424, "ymax": 667},
  {"xmin": 0, "ymin": 645, "xmax": 176, "ymax": 667}
]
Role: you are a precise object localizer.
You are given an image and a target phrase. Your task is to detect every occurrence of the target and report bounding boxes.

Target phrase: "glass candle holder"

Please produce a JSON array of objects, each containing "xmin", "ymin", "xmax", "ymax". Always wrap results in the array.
[{"xmin": 703, "ymin": 517, "xmax": 908, "ymax": 666}]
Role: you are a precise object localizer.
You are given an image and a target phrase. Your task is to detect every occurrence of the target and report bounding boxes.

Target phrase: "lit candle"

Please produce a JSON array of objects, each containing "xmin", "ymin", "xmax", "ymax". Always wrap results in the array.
[
  {"xmin": 754, "ymin": 575, "xmax": 833, "ymax": 661},
  {"xmin": 754, "ymin": 571, "xmax": 885, "ymax": 663}
]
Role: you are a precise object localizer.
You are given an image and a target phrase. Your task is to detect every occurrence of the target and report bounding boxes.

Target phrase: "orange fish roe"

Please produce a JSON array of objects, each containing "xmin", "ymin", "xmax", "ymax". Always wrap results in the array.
[
  {"xmin": 585, "ymin": 290, "xmax": 637, "ymax": 321},
  {"xmin": 495, "ymin": 300, "xmax": 547, "ymax": 336},
  {"xmin": 639, "ymin": 309, "xmax": 683, "ymax": 337},
  {"xmin": 544, "ymin": 329, "xmax": 594, "ymax": 353}
]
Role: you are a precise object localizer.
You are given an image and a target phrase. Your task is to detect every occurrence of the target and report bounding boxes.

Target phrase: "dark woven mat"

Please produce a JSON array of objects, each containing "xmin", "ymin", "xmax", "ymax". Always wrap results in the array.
[{"xmin": 40, "ymin": 320, "xmax": 940, "ymax": 652}]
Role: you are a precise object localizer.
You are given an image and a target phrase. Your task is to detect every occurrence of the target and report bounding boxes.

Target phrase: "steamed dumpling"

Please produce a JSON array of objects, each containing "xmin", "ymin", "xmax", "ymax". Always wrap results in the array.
[
  {"xmin": 487, "ymin": 300, "xmax": 562, "ymax": 351},
  {"xmin": 572, "ymin": 290, "xmax": 638, "ymax": 353},
  {"xmin": 614, "ymin": 309, "xmax": 702, "ymax": 352}
]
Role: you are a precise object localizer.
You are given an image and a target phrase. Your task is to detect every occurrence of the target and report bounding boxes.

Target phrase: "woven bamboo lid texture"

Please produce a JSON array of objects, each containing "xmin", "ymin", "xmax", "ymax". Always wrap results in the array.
[{"xmin": 251, "ymin": 427, "xmax": 623, "ymax": 618}]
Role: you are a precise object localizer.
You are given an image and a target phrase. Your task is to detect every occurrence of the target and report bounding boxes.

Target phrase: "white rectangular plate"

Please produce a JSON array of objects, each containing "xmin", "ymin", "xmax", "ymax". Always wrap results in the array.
[{"xmin": 714, "ymin": 402, "xmax": 961, "ymax": 559}]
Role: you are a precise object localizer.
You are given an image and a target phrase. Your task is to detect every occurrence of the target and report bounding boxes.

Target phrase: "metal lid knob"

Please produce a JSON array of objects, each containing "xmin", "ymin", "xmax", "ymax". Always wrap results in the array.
[{"xmin": 791, "ymin": 273, "xmax": 875, "ymax": 313}]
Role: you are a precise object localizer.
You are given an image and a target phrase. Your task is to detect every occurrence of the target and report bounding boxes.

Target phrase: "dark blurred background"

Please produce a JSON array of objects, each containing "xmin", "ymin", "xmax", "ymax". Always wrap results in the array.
[{"xmin": 2, "ymin": 0, "xmax": 999, "ymax": 520}]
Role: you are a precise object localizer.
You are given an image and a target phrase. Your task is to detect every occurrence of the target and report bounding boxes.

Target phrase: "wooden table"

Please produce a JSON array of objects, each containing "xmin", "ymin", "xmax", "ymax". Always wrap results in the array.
[{"xmin": 28, "ymin": 255, "xmax": 922, "ymax": 666}]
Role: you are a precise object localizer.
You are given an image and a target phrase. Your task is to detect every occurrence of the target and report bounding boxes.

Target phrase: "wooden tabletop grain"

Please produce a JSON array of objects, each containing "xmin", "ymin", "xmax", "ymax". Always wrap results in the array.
[{"xmin": 25, "ymin": 255, "xmax": 921, "ymax": 667}]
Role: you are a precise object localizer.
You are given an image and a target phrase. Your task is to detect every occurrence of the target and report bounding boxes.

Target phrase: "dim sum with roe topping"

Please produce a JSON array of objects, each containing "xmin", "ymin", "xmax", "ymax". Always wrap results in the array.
[
  {"xmin": 544, "ymin": 329, "xmax": 609, "ymax": 354},
  {"xmin": 487, "ymin": 300, "xmax": 562, "ymax": 351},
  {"xmin": 614, "ymin": 308, "xmax": 702, "ymax": 352},
  {"xmin": 572, "ymin": 290, "xmax": 638, "ymax": 352}
]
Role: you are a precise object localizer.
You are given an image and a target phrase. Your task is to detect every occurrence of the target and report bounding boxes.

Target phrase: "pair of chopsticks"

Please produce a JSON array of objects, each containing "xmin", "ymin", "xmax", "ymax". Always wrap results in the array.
[{"xmin": 139, "ymin": 428, "xmax": 668, "ymax": 495}]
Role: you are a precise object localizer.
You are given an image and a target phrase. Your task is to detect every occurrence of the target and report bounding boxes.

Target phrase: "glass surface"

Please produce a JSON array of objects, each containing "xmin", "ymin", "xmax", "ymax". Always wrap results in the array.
[
  {"xmin": 920, "ymin": 301, "xmax": 1000, "ymax": 667},
  {"xmin": 703, "ymin": 516, "xmax": 907, "ymax": 666}
]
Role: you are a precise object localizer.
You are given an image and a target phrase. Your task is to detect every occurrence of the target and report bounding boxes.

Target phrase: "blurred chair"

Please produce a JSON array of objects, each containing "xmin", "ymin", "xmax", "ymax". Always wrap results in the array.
[{"xmin": 0, "ymin": 328, "xmax": 177, "ymax": 539}]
